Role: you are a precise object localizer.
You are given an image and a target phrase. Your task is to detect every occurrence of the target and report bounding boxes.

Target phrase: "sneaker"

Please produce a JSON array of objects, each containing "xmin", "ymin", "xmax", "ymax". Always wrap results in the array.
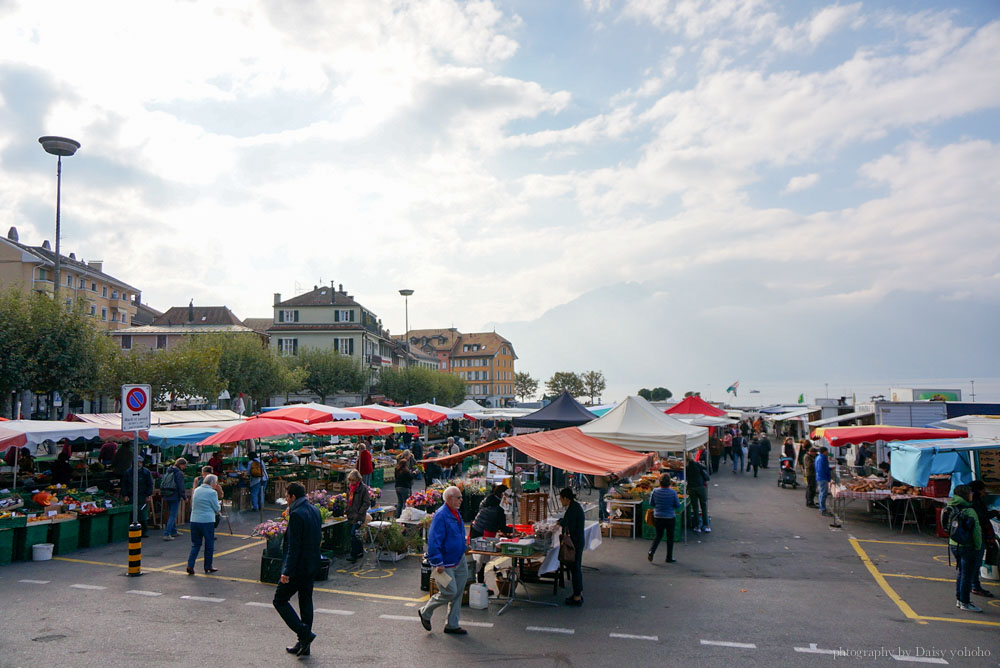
[
  {"xmin": 163, "ymin": 535, "xmax": 175, "ymax": 541},
  {"xmin": 971, "ymin": 588, "xmax": 995, "ymax": 598},
  {"xmin": 647, "ymin": 552, "xmax": 653, "ymax": 562},
  {"xmin": 956, "ymin": 599, "xmax": 962, "ymax": 608},
  {"xmin": 691, "ymin": 526, "xmax": 701, "ymax": 533},
  {"xmin": 703, "ymin": 526, "xmax": 712, "ymax": 533},
  {"xmin": 959, "ymin": 602, "xmax": 983, "ymax": 613}
]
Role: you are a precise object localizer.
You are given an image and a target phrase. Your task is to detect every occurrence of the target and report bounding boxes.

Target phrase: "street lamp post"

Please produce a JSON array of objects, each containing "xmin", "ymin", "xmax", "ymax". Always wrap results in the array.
[
  {"xmin": 398, "ymin": 289, "xmax": 413, "ymax": 365},
  {"xmin": 38, "ymin": 136, "xmax": 81, "ymax": 299}
]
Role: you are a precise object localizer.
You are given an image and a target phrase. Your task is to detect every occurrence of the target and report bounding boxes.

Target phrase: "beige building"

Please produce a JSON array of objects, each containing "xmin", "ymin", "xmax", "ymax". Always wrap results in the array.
[
  {"xmin": 405, "ymin": 328, "xmax": 517, "ymax": 406},
  {"xmin": 110, "ymin": 303, "xmax": 259, "ymax": 351},
  {"xmin": 0, "ymin": 227, "xmax": 141, "ymax": 330}
]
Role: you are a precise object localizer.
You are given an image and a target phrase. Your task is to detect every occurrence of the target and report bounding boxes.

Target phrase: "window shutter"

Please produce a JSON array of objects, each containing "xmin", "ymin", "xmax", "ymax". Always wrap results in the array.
[
  {"xmin": 293, "ymin": 339, "xmax": 298, "ymax": 355},
  {"xmin": 279, "ymin": 310, "xmax": 284, "ymax": 323},
  {"xmin": 333, "ymin": 338, "xmax": 339, "ymax": 352},
  {"xmin": 349, "ymin": 339, "xmax": 354, "ymax": 355},
  {"xmin": 294, "ymin": 310, "xmax": 299, "ymax": 322},
  {"xmin": 350, "ymin": 310, "xmax": 355, "ymax": 322},
  {"xmin": 335, "ymin": 310, "xmax": 340, "ymax": 322}
]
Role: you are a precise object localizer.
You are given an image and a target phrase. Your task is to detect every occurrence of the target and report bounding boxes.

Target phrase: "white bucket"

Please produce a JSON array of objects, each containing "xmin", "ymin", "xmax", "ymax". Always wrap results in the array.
[
  {"xmin": 980, "ymin": 563, "xmax": 999, "ymax": 582},
  {"xmin": 468, "ymin": 583, "xmax": 489, "ymax": 609},
  {"xmin": 32, "ymin": 543, "xmax": 54, "ymax": 561}
]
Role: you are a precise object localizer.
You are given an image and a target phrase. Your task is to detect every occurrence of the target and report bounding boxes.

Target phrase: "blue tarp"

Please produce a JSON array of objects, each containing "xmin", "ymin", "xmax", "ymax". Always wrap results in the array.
[
  {"xmin": 887, "ymin": 438, "xmax": 1000, "ymax": 494},
  {"xmin": 146, "ymin": 427, "xmax": 221, "ymax": 447}
]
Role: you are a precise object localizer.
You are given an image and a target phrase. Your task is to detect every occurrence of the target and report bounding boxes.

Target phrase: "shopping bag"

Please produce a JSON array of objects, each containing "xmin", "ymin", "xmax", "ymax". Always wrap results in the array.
[
  {"xmin": 644, "ymin": 507, "xmax": 655, "ymax": 527},
  {"xmin": 558, "ymin": 533, "xmax": 576, "ymax": 563}
]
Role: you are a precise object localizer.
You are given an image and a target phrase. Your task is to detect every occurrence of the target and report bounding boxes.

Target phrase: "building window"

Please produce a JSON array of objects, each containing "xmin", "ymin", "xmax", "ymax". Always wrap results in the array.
[
  {"xmin": 121, "ymin": 313, "xmax": 127, "ymax": 323},
  {"xmin": 101, "ymin": 307, "xmax": 107, "ymax": 321},
  {"xmin": 66, "ymin": 275, "xmax": 73, "ymax": 286},
  {"xmin": 78, "ymin": 278, "xmax": 85, "ymax": 288},
  {"xmin": 335, "ymin": 309, "xmax": 354, "ymax": 322},
  {"xmin": 90, "ymin": 305, "xmax": 96, "ymax": 316},
  {"xmin": 156, "ymin": 335, "xmax": 167, "ymax": 350},
  {"xmin": 278, "ymin": 338, "xmax": 298, "ymax": 356},
  {"xmin": 120, "ymin": 335, "xmax": 132, "ymax": 350},
  {"xmin": 111, "ymin": 289, "xmax": 118, "ymax": 299},
  {"xmin": 102, "ymin": 286, "xmax": 108, "ymax": 297},
  {"xmin": 278, "ymin": 309, "xmax": 298, "ymax": 323},
  {"xmin": 334, "ymin": 338, "xmax": 353, "ymax": 355}
]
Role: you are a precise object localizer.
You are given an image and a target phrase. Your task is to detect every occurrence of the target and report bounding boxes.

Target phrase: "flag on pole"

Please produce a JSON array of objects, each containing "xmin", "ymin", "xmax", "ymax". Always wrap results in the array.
[
  {"xmin": 726, "ymin": 381, "xmax": 740, "ymax": 397},
  {"xmin": 797, "ymin": 393, "xmax": 804, "ymax": 404}
]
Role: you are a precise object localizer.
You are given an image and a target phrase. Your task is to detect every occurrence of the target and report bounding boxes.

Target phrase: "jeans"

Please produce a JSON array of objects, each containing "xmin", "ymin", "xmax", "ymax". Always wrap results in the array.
[
  {"xmin": 420, "ymin": 557, "xmax": 468, "ymax": 629},
  {"xmin": 952, "ymin": 545, "xmax": 976, "ymax": 604},
  {"xmin": 187, "ymin": 521, "xmax": 215, "ymax": 570},
  {"xmin": 394, "ymin": 486, "xmax": 411, "ymax": 519},
  {"xmin": 649, "ymin": 517, "xmax": 676, "ymax": 560},
  {"xmin": 972, "ymin": 546, "xmax": 985, "ymax": 591},
  {"xmin": 362, "ymin": 473, "xmax": 371, "ymax": 487},
  {"xmin": 806, "ymin": 478, "xmax": 817, "ymax": 506},
  {"xmin": 164, "ymin": 498, "xmax": 180, "ymax": 537},
  {"xmin": 273, "ymin": 574, "xmax": 315, "ymax": 641},
  {"xmin": 817, "ymin": 481, "xmax": 830, "ymax": 513},
  {"xmin": 710, "ymin": 454, "xmax": 721, "ymax": 473},
  {"xmin": 250, "ymin": 480, "xmax": 264, "ymax": 510},
  {"xmin": 689, "ymin": 486, "xmax": 708, "ymax": 528},
  {"xmin": 732, "ymin": 450, "xmax": 744, "ymax": 473}
]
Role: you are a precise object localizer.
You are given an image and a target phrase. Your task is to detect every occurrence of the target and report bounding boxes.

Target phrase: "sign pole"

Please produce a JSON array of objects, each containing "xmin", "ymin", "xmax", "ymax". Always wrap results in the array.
[{"xmin": 122, "ymin": 384, "xmax": 151, "ymax": 578}]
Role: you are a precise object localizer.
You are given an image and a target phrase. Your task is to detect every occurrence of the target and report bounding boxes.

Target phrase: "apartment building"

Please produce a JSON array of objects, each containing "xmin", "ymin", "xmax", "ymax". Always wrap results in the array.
[
  {"xmin": 110, "ymin": 303, "xmax": 259, "ymax": 352},
  {"xmin": 406, "ymin": 328, "xmax": 517, "ymax": 407},
  {"xmin": 0, "ymin": 226, "xmax": 140, "ymax": 330}
]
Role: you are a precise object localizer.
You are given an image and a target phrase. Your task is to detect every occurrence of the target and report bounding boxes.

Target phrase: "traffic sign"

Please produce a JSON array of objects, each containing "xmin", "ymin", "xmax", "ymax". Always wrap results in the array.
[{"xmin": 121, "ymin": 384, "xmax": 151, "ymax": 431}]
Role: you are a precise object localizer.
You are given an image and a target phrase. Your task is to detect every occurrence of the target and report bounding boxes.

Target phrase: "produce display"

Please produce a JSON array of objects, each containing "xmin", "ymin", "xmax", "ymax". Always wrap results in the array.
[
  {"xmin": 845, "ymin": 478, "xmax": 889, "ymax": 493},
  {"xmin": 891, "ymin": 485, "xmax": 921, "ymax": 495}
]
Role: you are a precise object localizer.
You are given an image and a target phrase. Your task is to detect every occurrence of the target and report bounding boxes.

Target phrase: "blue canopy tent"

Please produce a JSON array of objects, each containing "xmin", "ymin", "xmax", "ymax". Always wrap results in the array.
[
  {"xmin": 887, "ymin": 438, "xmax": 1000, "ymax": 495},
  {"xmin": 146, "ymin": 427, "xmax": 222, "ymax": 447}
]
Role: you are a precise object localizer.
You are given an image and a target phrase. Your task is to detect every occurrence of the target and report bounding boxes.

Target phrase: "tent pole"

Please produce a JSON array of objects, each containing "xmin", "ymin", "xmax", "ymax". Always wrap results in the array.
[{"xmin": 12, "ymin": 446, "xmax": 18, "ymax": 490}]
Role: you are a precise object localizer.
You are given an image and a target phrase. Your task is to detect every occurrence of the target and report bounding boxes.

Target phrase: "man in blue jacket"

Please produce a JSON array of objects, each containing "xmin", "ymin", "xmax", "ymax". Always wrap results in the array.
[
  {"xmin": 814, "ymin": 446, "xmax": 832, "ymax": 516},
  {"xmin": 273, "ymin": 482, "xmax": 322, "ymax": 657},
  {"xmin": 418, "ymin": 486, "xmax": 469, "ymax": 635}
]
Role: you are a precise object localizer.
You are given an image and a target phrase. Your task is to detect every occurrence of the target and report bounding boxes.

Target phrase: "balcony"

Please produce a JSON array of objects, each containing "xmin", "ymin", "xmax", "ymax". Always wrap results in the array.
[
  {"xmin": 366, "ymin": 354, "xmax": 383, "ymax": 366},
  {"xmin": 32, "ymin": 278, "xmax": 54, "ymax": 295}
]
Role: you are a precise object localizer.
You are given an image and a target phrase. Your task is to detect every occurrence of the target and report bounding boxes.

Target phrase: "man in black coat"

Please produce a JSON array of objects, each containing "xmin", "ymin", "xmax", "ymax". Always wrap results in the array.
[
  {"xmin": 758, "ymin": 435, "xmax": 771, "ymax": 469},
  {"xmin": 273, "ymin": 482, "xmax": 322, "ymax": 657},
  {"xmin": 746, "ymin": 438, "xmax": 761, "ymax": 477}
]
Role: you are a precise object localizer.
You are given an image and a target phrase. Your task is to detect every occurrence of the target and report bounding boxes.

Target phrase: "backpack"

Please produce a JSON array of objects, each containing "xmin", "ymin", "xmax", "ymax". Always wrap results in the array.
[
  {"xmin": 945, "ymin": 506, "xmax": 975, "ymax": 546},
  {"xmin": 250, "ymin": 459, "xmax": 263, "ymax": 478},
  {"xmin": 159, "ymin": 467, "xmax": 178, "ymax": 493}
]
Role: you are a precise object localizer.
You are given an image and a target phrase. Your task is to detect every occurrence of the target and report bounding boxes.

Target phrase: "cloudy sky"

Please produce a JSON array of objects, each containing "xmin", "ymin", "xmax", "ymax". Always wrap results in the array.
[{"xmin": 2, "ymin": 1, "xmax": 998, "ymax": 401}]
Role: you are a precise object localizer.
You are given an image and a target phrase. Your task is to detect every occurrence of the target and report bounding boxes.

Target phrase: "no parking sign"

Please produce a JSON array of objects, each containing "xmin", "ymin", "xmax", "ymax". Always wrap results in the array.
[{"xmin": 121, "ymin": 384, "xmax": 151, "ymax": 431}]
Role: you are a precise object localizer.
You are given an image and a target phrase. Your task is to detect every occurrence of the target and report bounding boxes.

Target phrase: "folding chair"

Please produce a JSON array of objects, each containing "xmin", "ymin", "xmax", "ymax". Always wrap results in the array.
[{"xmin": 358, "ymin": 520, "xmax": 393, "ymax": 569}]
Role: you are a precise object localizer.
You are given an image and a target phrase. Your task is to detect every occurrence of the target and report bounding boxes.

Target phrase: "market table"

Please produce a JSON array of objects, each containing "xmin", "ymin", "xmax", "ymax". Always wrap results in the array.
[
  {"xmin": 467, "ymin": 548, "xmax": 558, "ymax": 616},
  {"xmin": 829, "ymin": 485, "xmax": 892, "ymax": 528},
  {"xmin": 537, "ymin": 520, "xmax": 602, "ymax": 575},
  {"xmin": 889, "ymin": 493, "xmax": 949, "ymax": 534}
]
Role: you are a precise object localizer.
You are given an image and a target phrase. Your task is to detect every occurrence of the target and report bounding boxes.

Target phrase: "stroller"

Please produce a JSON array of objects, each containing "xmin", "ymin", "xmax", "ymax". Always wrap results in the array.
[{"xmin": 777, "ymin": 457, "xmax": 798, "ymax": 488}]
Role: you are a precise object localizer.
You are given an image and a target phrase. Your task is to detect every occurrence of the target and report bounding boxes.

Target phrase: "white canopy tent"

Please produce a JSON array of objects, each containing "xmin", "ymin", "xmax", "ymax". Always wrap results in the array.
[
  {"xmin": 580, "ymin": 395, "xmax": 708, "ymax": 452},
  {"xmin": 453, "ymin": 399, "xmax": 486, "ymax": 412}
]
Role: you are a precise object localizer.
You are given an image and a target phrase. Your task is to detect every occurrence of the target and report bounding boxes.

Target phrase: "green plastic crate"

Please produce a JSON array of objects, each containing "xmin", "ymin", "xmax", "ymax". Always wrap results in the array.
[
  {"xmin": 0, "ymin": 529, "xmax": 14, "ymax": 565},
  {"xmin": 49, "ymin": 520, "xmax": 79, "ymax": 555},
  {"xmin": 109, "ymin": 511, "xmax": 132, "ymax": 543},
  {"xmin": 321, "ymin": 521, "xmax": 351, "ymax": 555},
  {"xmin": 371, "ymin": 468, "xmax": 384, "ymax": 487},
  {"xmin": 16, "ymin": 523, "xmax": 51, "ymax": 561},
  {"xmin": 77, "ymin": 513, "xmax": 110, "ymax": 548},
  {"xmin": 260, "ymin": 552, "xmax": 282, "ymax": 583}
]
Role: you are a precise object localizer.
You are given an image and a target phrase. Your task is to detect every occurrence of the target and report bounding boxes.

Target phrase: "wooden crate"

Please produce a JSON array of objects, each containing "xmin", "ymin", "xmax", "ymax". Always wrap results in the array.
[
  {"xmin": 611, "ymin": 524, "xmax": 633, "ymax": 537},
  {"xmin": 519, "ymin": 493, "xmax": 548, "ymax": 523}
]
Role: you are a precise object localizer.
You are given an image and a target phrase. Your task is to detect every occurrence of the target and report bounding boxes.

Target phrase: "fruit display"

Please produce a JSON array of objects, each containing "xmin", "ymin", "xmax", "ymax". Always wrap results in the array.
[
  {"xmin": 891, "ymin": 485, "xmax": 920, "ymax": 496},
  {"xmin": 0, "ymin": 496, "xmax": 24, "ymax": 511},
  {"xmin": 845, "ymin": 477, "xmax": 889, "ymax": 493}
]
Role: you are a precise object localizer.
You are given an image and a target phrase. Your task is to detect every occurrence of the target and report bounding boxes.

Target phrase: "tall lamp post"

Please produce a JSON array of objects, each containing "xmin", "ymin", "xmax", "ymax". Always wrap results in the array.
[
  {"xmin": 398, "ymin": 289, "xmax": 414, "ymax": 365},
  {"xmin": 38, "ymin": 136, "xmax": 81, "ymax": 298}
]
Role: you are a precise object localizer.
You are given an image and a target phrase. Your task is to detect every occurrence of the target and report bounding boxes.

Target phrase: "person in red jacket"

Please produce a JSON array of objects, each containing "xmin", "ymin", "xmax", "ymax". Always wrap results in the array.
[{"xmin": 358, "ymin": 442, "xmax": 374, "ymax": 486}]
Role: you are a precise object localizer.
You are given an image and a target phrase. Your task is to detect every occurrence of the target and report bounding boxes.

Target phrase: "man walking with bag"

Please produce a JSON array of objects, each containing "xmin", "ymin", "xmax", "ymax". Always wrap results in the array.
[
  {"xmin": 946, "ymin": 485, "xmax": 983, "ymax": 612},
  {"xmin": 273, "ymin": 482, "xmax": 322, "ymax": 655},
  {"xmin": 418, "ymin": 486, "xmax": 469, "ymax": 635}
]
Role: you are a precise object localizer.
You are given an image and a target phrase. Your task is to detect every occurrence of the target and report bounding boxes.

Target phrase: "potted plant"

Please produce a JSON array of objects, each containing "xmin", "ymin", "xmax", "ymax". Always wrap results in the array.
[{"xmin": 373, "ymin": 522, "xmax": 408, "ymax": 562}]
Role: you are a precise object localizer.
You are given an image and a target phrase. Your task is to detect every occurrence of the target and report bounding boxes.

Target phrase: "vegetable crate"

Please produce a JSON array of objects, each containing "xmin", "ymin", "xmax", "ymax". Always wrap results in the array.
[
  {"xmin": 641, "ymin": 501, "xmax": 657, "ymax": 540},
  {"xmin": 0, "ymin": 529, "xmax": 14, "ymax": 565},
  {"xmin": 519, "ymin": 493, "xmax": 548, "ymax": 523},
  {"xmin": 321, "ymin": 521, "xmax": 351, "ymax": 555},
  {"xmin": 77, "ymin": 513, "xmax": 111, "ymax": 548},
  {"xmin": 109, "ymin": 510, "xmax": 133, "ymax": 543},
  {"xmin": 16, "ymin": 523, "xmax": 51, "ymax": 561},
  {"xmin": 371, "ymin": 468, "xmax": 384, "ymax": 487},
  {"xmin": 49, "ymin": 519, "xmax": 79, "ymax": 555}
]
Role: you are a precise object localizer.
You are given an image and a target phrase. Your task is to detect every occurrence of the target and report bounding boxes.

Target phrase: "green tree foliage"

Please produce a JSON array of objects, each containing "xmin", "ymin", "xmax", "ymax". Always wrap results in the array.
[
  {"xmin": 684, "ymin": 391, "xmax": 701, "ymax": 398},
  {"xmin": 144, "ymin": 338, "xmax": 225, "ymax": 407},
  {"xmin": 514, "ymin": 371, "xmax": 539, "ymax": 402},
  {"xmin": 0, "ymin": 288, "xmax": 31, "ymax": 416},
  {"xmin": 545, "ymin": 371, "xmax": 584, "ymax": 398},
  {"xmin": 377, "ymin": 367, "xmax": 466, "ymax": 406},
  {"xmin": 189, "ymin": 333, "xmax": 304, "ymax": 411},
  {"xmin": 581, "ymin": 370, "xmax": 606, "ymax": 405},
  {"xmin": 291, "ymin": 347, "xmax": 366, "ymax": 403},
  {"xmin": 651, "ymin": 387, "xmax": 672, "ymax": 401}
]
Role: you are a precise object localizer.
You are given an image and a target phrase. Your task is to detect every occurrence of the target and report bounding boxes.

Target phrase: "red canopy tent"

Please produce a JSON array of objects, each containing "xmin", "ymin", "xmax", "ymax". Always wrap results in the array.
[
  {"xmin": 810, "ymin": 425, "xmax": 967, "ymax": 448},
  {"xmin": 665, "ymin": 396, "xmax": 727, "ymax": 417},
  {"xmin": 425, "ymin": 427, "xmax": 654, "ymax": 478}
]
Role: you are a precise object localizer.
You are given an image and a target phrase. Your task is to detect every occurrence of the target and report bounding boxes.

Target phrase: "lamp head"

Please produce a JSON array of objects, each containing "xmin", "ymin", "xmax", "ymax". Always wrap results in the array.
[
  {"xmin": 38, "ymin": 136, "xmax": 81, "ymax": 157},
  {"xmin": 398, "ymin": 289, "xmax": 414, "ymax": 297}
]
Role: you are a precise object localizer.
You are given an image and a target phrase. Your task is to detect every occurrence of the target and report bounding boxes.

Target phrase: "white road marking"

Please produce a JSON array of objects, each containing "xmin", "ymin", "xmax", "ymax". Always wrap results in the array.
[
  {"xmin": 70, "ymin": 584, "xmax": 107, "ymax": 590},
  {"xmin": 19, "ymin": 579, "xmax": 50, "ymax": 584},
  {"xmin": 379, "ymin": 614, "xmax": 419, "ymax": 621},
  {"xmin": 462, "ymin": 621, "xmax": 494, "ymax": 628},
  {"xmin": 126, "ymin": 590, "xmax": 162, "ymax": 597},
  {"xmin": 700, "ymin": 640, "xmax": 756, "ymax": 649},
  {"xmin": 316, "ymin": 608, "xmax": 355, "ymax": 616},
  {"xmin": 794, "ymin": 644, "xmax": 841, "ymax": 655},
  {"xmin": 891, "ymin": 655, "xmax": 948, "ymax": 665},
  {"xmin": 245, "ymin": 602, "xmax": 271, "ymax": 608},
  {"xmin": 610, "ymin": 633, "xmax": 659, "ymax": 641},
  {"xmin": 180, "ymin": 595, "xmax": 225, "ymax": 603},
  {"xmin": 526, "ymin": 626, "xmax": 575, "ymax": 635}
]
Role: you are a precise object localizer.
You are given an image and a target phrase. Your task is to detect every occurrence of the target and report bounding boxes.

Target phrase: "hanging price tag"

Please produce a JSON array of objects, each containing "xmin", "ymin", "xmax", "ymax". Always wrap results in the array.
[
  {"xmin": 47, "ymin": 510, "xmax": 57, "ymax": 517},
  {"xmin": 68, "ymin": 504, "xmax": 78, "ymax": 510},
  {"xmin": 104, "ymin": 500, "xmax": 113, "ymax": 508}
]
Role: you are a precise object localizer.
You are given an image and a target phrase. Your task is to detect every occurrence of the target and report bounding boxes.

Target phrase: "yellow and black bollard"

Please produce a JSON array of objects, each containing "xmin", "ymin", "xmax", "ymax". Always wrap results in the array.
[{"xmin": 128, "ymin": 523, "xmax": 143, "ymax": 576}]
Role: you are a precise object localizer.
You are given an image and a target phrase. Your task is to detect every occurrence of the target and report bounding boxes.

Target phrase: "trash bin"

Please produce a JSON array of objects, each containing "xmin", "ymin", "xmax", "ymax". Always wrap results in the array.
[{"xmin": 32, "ymin": 542, "xmax": 54, "ymax": 561}]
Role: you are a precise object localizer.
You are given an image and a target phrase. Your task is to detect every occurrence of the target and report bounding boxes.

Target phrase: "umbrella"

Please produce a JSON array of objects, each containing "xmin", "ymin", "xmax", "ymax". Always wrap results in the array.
[
  {"xmin": 306, "ymin": 420, "xmax": 398, "ymax": 437},
  {"xmin": 260, "ymin": 403, "xmax": 361, "ymax": 424},
  {"xmin": 398, "ymin": 402, "xmax": 465, "ymax": 425},
  {"xmin": 0, "ymin": 420, "xmax": 145, "ymax": 454},
  {"xmin": 195, "ymin": 417, "xmax": 316, "ymax": 446},
  {"xmin": 810, "ymin": 425, "xmax": 968, "ymax": 447},
  {"xmin": 349, "ymin": 404, "xmax": 418, "ymax": 423}
]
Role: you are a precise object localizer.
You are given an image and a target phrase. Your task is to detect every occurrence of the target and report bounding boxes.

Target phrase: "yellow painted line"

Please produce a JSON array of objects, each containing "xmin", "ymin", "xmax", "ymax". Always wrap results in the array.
[
  {"xmin": 848, "ymin": 538, "xmax": 920, "ymax": 620},
  {"xmin": 176, "ymin": 528, "xmax": 257, "ymax": 539},
  {"xmin": 54, "ymin": 557, "xmax": 122, "ymax": 568},
  {"xmin": 158, "ymin": 539, "xmax": 264, "ymax": 570},
  {"xmin": 914, "ymin": 615, "xmax": 1000, "ymax": 628},
  {"xmin": 882, "ymin": 573, "xmax": 954, "ymax": 583},
  {"xmin": 855, "ymin": 539, "xmax": 943, "ymax": 547}
]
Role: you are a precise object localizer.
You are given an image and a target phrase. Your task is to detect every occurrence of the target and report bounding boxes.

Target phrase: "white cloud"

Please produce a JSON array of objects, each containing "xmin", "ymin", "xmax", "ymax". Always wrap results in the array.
[{"xmin": 784, "ymin": 173, "xmax": 820, "ymax": 193}]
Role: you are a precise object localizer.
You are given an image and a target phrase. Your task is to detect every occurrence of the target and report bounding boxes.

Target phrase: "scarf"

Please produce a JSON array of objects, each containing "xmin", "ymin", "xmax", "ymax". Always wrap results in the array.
[{"xmin": 349, "ymin": 481, "xmax": 359, "ymax": 504}]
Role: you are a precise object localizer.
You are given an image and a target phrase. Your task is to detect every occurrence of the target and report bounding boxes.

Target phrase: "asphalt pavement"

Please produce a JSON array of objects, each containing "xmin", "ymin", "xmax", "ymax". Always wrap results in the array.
[{"xmin": 1, "ymin": 462, "xmax": 998, "ymax": 667}]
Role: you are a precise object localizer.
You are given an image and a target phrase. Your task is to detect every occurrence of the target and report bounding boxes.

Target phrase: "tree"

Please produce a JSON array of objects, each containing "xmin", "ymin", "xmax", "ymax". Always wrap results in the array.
[
  {"xmin": 0, "ymin": 288, "xmax": 30, "ymax": 417},
  {"xmin": 514, "ymin": 372, "xmax": 539, "ymax": 402},
  {"xmin": 545, "ymin": 371, "xmax": 584, "ymax": 398},
  {"xmin": 651, "ymin": 387, "xmax": 672, "ymax": 401},
  {"xmin": 638, "ymin": 388, "xmax": 652, "ymax": 401},
  {"xmin": 292, "ymin": 347, "xmax": 366, "ymax": 403},
  {"xmin": 684, "ymin": 391, "xmax": 701, "ymax": 398},
  {"xmin": 192, "ymin": 333, "xmax": 304, "ymax": 411},
  {"xmin": 145, "ymin": 339, "xmax": 225, "ymax": 408},
  {"xmin": 377, "ymin": 367, "xmax": 465, "ymax": 405},
  {"xmin": 581, "ymin": 370, "xmax": 606, "ymax": 405}
]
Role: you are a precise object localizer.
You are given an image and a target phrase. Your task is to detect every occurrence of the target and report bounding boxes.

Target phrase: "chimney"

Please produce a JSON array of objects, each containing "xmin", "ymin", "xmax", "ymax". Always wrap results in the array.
[
  {"xmin": 188, "ymin": 299, "xmax": 194, "ymax": 323},
  {"xmin": 69, "ymin": 252, "xmax": 76, "ymax": 260},
  {"xmin": 7, "ymin": 226, "xmax": 17, "ymax": 241},
  {"xmin": 330, "ymin": 280, "xmax": 335, "ymax": 290},
  {"xmin": 87, "ymin": 260, "xmax": 103, "ymax": 272},
  {"xmin": 42, "ymin": 240, "xmax": 51, "ymax": 250},
  {"xmin": 273, "ymin": 293, "xmax": 281, "ymax": 306},
  {"xmin": 338, "ymin": 283, "xmax": 343, "ymax": 292}
]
